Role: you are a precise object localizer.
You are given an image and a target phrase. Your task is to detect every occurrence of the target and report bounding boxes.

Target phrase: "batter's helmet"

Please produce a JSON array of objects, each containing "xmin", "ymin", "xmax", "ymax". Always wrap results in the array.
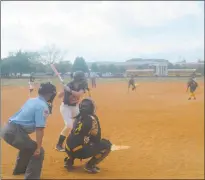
[
  {"xmin": 73, "ymin": 71, "xmax": 86, "ymax": 82},
  {"xmin": 79, "ymin": 98, "xmax": 96, "ymax": 115}
]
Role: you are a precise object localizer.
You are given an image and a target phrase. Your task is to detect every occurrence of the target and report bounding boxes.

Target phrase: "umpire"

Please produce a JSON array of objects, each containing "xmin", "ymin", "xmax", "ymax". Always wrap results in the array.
[
  {"xmin": 1, "ymin": 82, "xmax": 57, "ymax": 179},
  {"xmin": 64, "ymin": 98, "xmax": 112, "ymax": 173}
]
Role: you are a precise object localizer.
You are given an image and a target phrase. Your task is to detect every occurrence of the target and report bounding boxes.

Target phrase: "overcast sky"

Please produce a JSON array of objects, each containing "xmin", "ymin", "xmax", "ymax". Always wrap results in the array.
[{"xmin": 1, "ymin": 1, "xmax": 204, "ymax": 63}]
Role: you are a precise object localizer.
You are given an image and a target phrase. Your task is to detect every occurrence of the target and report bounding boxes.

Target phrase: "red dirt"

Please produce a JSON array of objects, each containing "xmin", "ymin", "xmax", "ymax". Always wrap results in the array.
[{"xmin": 1, "ymin": 81, "xmax": 204, "ymax": 179}]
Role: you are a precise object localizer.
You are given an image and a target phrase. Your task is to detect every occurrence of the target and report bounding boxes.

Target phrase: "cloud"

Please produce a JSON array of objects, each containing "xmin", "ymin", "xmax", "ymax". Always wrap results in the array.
[{"xmin": 1, "ymin": 1, "xmax": 204, "ymax": 62}]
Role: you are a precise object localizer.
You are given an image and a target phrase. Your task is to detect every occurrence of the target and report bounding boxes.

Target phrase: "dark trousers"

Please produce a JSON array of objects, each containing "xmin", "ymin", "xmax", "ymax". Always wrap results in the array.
[
  {"xmin": 128, "ymin": 83, "xmax": 136, "ymax": 90},
  {"xmin": 1, "ymin": 122, "xmax": 44, "ymax": 179},
  {"xmin": 66, "ymin": 139, "xmax": 110, "ymax": 159}
]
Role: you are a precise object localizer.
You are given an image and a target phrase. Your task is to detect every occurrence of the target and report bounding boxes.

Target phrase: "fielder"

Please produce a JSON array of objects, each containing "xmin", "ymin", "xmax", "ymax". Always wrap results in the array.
[
  {"xmin": 28, "ymin": 74, "xmax": 35, "ymax": 97},
  {"xmin": 64, "ymin": 98, "xmax": 112, "ymax": 173},
  {"xmin": 90, "ymin": 73, "xmax": 97, "ymax": 88},
  {"xmin": 1, "ymin": 82, "xmax": 57, "ymax": 179},
  {"xmin": 186, "ymin": 77, "xmax": 198, "ymax": 100},
  {"xmin": 56, "ymin": 71, "xmax": 88, "ymax": 152},
  {"xmin": 128, "ymin": 75, "xmax": 136, "ymax": 92}
]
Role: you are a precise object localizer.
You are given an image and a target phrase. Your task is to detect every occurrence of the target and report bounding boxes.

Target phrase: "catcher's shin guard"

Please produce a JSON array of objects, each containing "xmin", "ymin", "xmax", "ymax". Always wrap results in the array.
[
  {"xmin": 87, "ymin": 148, "xmax": 111, "ymax": 167},
  {"xmin": 64, "ymin": 157, "xmax": 75, "ymax": 170}
]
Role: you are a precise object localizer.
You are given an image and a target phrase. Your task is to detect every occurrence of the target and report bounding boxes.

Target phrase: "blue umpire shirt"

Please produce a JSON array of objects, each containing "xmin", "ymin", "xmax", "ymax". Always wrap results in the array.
[{"xmin": 9, "ymin": 96, "xmax": 50, "ymax": 134}]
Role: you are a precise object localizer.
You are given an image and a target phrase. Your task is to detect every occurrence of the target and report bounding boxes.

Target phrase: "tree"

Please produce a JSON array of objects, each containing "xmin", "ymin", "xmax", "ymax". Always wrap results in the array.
[
  {"xmin": 55, "ymin": 61, "xmax": 72, "ymax": 74},
  {"xmin": 107, "ymin": 64, "xmax": 118, "ymax": 73},
  {"xmin": 39, "ymin": 44, "xmax": 67, "ymax": 65},
  {"xmin": 91, "ymin": 63, "xmax": 99, "ymax": 72},
  {"xmin": 72, "ymin": 57, "xmax": 89, "ymax": 73},
  {"xmin": 1, "ymin": 50, "xmax": 46, "ymax": 76},
  {"xmin": 167, "ymin": 62, "xmax": 174, "ymax": 69},
  {"xmin": 173, "ymin": 64, "xmax": 181, "ymax": 69},
  {"xmin": 98, "ymin": 65, "xmax": 108, "ymax": 73},
  {"xmin": 1, "ymin": 58, "xmax": 11, "ymax": 76},
  {"xmin": 119, "ymin": 66, "xmax": 126, "ymax": 73},
  {"xmin": 3, "ymin": 50, "xmax": 33, "ymax": 76}
]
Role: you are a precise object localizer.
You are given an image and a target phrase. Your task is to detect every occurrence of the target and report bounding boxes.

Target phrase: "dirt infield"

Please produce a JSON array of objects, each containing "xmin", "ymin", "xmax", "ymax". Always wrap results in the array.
[{"xmin": 1, "ymin": 80, "xmax": 204, "ymax": 179}]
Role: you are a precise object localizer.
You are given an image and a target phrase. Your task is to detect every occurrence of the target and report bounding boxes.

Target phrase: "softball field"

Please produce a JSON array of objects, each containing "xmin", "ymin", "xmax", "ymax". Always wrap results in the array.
[{"xmin": 1, "ymin": 78, "xmax": 204, "ymax": 179}]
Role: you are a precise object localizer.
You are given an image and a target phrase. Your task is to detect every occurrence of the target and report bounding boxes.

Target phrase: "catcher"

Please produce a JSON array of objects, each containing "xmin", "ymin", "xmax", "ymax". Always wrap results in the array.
[
  {"xmin": 128, "ymin": 75, "xmax": 136, "ymax": 92},
  {"xmin": 186, "ymin": 76, "xmax": 198, "ymax": 100},
  {"xmin": 64, "ymin": 98, "xmax": 112, "ymax": 174},
  {"xmin": 56, "ymin": 71, "xmax": 90, "ymax": 152},
  {"xmin": 1, "ymin": 82, "xmax": 57, "ymax": 179}
]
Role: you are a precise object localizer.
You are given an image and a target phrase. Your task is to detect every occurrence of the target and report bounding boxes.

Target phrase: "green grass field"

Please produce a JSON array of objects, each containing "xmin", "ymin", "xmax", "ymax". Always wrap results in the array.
[{"xmin": 1, "ymin": 76, "xmax": 204, "ymax": 87}]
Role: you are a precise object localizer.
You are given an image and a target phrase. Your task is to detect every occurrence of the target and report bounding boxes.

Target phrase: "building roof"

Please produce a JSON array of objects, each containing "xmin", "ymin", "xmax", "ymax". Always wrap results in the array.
[
  {"xmin": 87, "ymin": 58, "xmax": 169, "ymax": 67},
  {"xmin": 174, "ymin": 61, "xmax": 204, "ymax": 65},
  {"xmin": 126, "ymin": 58, "xmax": 169, "ymax": 63}
]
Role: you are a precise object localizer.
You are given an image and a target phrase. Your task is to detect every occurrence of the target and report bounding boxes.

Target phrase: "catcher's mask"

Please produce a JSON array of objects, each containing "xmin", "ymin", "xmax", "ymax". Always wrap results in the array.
[
  {"xmin": 38, "ymin": 82, "xmax": 57, "ymax": 114},
  {"xmin": 79, "ymin": 98, "xmax": 96, "ymax": 115},
  {"xmin": 73, "ymin": 71, "xmax": 86, "ymax": 82}
]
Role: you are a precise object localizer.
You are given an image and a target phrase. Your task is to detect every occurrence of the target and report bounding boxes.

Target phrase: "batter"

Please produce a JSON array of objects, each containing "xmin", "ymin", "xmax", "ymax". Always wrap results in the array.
[{"xmin": 56, "ymin": 71, "xmax": 88, "ymax": 152}]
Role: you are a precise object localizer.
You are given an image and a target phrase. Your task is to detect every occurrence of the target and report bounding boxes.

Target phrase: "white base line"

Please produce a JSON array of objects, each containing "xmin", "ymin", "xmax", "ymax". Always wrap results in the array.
[{"xmin": 111, "ymin": 144, "xmax": 131, "ymax": 151}]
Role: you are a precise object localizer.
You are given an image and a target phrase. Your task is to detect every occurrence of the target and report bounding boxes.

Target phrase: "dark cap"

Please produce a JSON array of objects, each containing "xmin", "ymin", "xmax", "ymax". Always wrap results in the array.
[{"xmin": 38, "ymin": 82, "xmax": 56, "ymax": 95}]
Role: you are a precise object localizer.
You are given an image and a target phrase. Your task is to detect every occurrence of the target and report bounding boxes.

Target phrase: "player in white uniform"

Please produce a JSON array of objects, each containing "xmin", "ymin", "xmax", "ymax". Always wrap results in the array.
[
  {"xmin": 28, "ymin": 74, "xmax": 35, "ymax": 97},
  {"xmin": 56, "ymin": 71, "xmax": 88, "ymax": 152}
]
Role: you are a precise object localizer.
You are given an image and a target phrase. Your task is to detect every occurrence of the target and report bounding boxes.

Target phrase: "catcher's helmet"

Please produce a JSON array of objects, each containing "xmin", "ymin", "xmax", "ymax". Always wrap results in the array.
[
  {"xmin": 79, "ymin": 98, "xmax": 96, "ymax": 115},
  {"xmin": 73, "ymin": 71, "xmax": 86, "ymax": 82}
]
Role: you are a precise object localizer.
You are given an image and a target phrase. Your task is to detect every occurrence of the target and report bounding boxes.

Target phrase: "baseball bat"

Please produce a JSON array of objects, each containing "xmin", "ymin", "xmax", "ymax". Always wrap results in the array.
[
  {"xmin": 50, "ymin": 64, "xmax": 64, "ymax": 84},
  {"xmin": 51, "ymin": 64, "xmax": 92, "ymax": 97}
]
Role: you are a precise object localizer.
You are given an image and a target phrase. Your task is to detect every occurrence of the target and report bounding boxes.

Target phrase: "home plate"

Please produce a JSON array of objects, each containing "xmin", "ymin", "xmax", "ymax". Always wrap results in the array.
[{"xmin": 111, "ymin": 144, "xmax": 130, "ymax": 151}]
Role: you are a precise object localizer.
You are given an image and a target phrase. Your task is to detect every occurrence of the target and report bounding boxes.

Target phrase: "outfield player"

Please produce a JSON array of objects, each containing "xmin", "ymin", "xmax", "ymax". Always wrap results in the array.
[
  {"xmin": 90, "ymin": 73, "xmax": 97, "ymax": 88},
  {"xmin": 28, "ymin": 73, "xmax": 35, "ymax": 97},
  {"xmin": 1, "ymin": 82, "xmax": 57, "ymax": 179},
  {"xmin": 56, "ymin": 71, "xmax": 88, "ymax": 152},
  {"xmin": 128, "ymin": 75, "xmax": 136, "ymax": 92},
  {"xmin": 64, "ymin": 98, "xmax": 112, "ymax": 173},
  {"xmin": 186, "ymin": 77, "xmax": 198, "ymax": 100}
]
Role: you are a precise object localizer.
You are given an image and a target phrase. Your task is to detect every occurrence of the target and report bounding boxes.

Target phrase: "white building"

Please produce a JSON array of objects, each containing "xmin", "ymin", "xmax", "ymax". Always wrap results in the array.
[{"xmin": 87, "ymin": 58, "xmax": 169, "ymax": 76}]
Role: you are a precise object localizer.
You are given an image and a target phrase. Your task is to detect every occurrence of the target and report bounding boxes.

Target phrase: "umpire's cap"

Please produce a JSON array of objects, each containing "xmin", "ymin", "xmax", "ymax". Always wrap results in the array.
[
  {"xmin": 73, "ymin": 71, "xmax": 86, "ymax": 82},
  {"xmin": 79, "ymin": 98, "xmax": 96, "ymax": 115},
  {"xmin": 38, "ymin": 82, "xmax": 56, "ymax": 95}
]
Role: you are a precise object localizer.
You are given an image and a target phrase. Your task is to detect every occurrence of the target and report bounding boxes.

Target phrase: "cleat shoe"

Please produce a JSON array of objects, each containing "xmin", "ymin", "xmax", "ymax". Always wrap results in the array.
[
  {"xmin": 94, "ymin": 165, "xmax": 100, "ymax": 172},
  {"xmin": 64, "ymin": 157, "xmax": 74, "ymax": 170},
  {"xmin": 84, "ymin": 164, "xmax": 100, "ymax": 173},
  {"xmin": 55, "ymin": 144, "xmax": 65, "ymax": 152}
]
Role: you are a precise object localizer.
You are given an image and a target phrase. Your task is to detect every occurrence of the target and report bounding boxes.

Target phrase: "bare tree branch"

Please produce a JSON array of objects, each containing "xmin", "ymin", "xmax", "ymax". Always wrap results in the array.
[{"xmin": 39, "ymin": 44, "xmax": 67, "ymax": 65}]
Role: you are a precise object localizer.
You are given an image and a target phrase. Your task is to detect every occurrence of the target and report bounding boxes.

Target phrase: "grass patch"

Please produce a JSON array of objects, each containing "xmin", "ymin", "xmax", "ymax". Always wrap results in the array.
[{"xmin": 1, "ymin": 76, "xmax": 204, "ymax": 87}]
